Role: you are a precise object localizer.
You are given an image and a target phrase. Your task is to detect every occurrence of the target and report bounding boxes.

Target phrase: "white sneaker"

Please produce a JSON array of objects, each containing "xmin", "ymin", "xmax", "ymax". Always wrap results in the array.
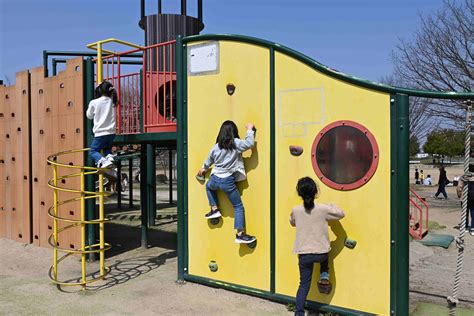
[
  {"xmin": 105, "ymin": 153, "xmax": 116, "ymax": 161},
  {"xmin": 96, "ymin": 157, "xmax": 107, "ymax": 168},
  {"xmin": 101, "ymin": 158, "xmax": 114, "ymax": 169}
]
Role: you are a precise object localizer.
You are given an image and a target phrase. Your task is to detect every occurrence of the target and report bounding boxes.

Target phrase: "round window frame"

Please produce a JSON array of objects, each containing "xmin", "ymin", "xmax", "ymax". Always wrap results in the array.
[{"xmin": 311, "ymin": 120, "xmax": 379, "ymax": 191}]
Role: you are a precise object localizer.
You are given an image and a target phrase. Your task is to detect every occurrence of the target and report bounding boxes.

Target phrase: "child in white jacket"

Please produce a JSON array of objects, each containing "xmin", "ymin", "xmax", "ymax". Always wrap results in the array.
[{"xmin": 86, "ymin": 80, "xmax": 117, "ymax": 168}]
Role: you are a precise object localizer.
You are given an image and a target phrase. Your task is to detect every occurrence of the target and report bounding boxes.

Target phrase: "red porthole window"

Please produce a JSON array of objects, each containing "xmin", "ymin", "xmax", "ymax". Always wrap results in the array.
[{"xmin": 311, "ymin": 120, "xmax": 379, "ymax": 191}]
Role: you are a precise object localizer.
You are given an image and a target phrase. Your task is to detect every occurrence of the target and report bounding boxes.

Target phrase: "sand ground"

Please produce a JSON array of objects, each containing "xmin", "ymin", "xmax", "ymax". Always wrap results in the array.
[
  {"xmin": 408, "ymin": 164, "xmax": 474, "ymax": 312},
  {"xmin": 1, "ymin": 165, "xmax": 474, "ymax": 315}
]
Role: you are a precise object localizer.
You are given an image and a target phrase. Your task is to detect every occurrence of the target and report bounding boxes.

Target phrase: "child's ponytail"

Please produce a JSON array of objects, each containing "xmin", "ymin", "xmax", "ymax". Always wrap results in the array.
[
  {"xmin": 96, "ymin": 80, "xmax": 118, "ymax": 106},
  {"xmin": 303, "ymin": 196, "xmax": 315, "ymax": 211},
  {"xmin": 297, "ymin": 177, "xmax": 318, "ymax": 213}
]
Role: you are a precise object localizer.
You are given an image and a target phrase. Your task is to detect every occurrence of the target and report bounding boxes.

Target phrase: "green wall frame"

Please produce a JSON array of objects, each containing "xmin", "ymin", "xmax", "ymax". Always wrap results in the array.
[{"xmin": 176, "ymin": 33, "xmax": 473, "ymax": 315}]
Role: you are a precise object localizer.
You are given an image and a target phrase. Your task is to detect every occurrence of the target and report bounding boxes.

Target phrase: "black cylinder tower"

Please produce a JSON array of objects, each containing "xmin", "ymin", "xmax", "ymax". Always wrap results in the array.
[{"xmin": 139, "ymin": 0, "xmax": 204, "ymax": 45}]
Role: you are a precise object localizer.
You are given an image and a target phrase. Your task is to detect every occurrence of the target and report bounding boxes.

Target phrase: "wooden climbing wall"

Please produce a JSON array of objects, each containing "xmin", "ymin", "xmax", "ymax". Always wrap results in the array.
[
  {"xmin": 0, "ymin": 57, "xmax": 85, "ymax": 249},
  {"xmin": 0, "ymin": 71, "xmax": 31, "ymax": 243},
  {"xmin": 30, "ymin": 57, "xmax": 85, "ymax": 248}
]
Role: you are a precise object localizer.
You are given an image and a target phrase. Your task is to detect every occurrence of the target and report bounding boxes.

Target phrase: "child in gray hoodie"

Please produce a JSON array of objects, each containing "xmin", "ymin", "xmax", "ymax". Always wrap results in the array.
[{"xmin": 197, "ymin": 120, "xmax": 256, "ymax": 244}]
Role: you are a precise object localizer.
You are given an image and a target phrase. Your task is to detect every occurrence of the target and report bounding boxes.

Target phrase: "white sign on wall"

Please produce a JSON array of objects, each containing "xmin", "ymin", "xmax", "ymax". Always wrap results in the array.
[{"xmin": 188, "ymin": 42, "xmax": 219, "ymax": 76}]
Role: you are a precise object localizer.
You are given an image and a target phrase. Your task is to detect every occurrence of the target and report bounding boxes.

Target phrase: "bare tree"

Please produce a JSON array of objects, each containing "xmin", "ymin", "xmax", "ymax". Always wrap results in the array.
[
  {"xmin": 381, "ymin": 75, "xmax": 435, "ymax": 139},
  {"xmin": 392, "ymin": 0, "xmax": 473, "ymax": 124}
]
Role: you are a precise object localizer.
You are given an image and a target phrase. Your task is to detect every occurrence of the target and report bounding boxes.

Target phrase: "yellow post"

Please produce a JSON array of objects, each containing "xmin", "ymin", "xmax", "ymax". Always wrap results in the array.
[
  {"xmin": 99, "ymin": 173, "xmax": 105, "ymax": 276},
  {"xmin": 97, "ymin": 42, "xmax": 103, "ymax": 83},
  {"xmin": 80, "ymin": 169, "xmax": 86, "ymax": 289},
  {"xmin": 52, "ymin": 164, "xmax": 58, "ymax": 281}
]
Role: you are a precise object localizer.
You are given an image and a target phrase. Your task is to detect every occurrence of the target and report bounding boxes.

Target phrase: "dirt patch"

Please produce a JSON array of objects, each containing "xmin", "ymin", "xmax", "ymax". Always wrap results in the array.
[{"xmin": 0, "ymin": 238, "xmax": 289, "ymax": 315}]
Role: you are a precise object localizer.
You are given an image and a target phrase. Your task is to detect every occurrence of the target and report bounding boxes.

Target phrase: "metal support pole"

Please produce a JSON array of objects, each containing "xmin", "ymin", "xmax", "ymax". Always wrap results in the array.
[
  {"xmin": 43, "ymin": 51, "xmax": 48, "ymax": 77},
  {"xmin": 181, "ymin": 0, "xmax": 186, "ymax": 15},
  {"xmin": 97, "ymin": 43, "xmax": 103, "ymax": 82},
  {"xmin": 176, "ymin": 35, "xmax": 185, "ymax": 280},
  {"xmin": 197, "ymin": 0, "xmax": 203, "ymax": 22},
  {"xmin": 129, "ymin": 158, "xmax": 133, "ymax": 208},
  {"xmin": 158, "ymin": 0, "xmax": 162, "ymax": 14},
  {"xmin": 80, "ymin": 169, "xmax": 86, "ymax": 289},
  {"xmin": 117, "ymin": 161, "xmax": 122, "ymax": 209},
  {"xmin": 169, "ymin": 149, "xmax": 173, "ymax": 204},
  {"xmin": 52, "ymin": 59, "xmax": 58, "ymax": 76},
  {"xmin": 84, "ymin": 58, "xmax": 96, "ymax": 262},
  {"xmin": 52, "ymin": 165, "xmax": 58, "ymax": 280},
  {"xmin": 98, "ymin": 173, "xmax": 105, "ymax": 276},
  {"xmin": 394, "ymin": 93, "xmax": 410, "ymax": 315},
  {"xmin": 140, "ymin": 145, "xmax": 148, "ymax": 248},
  {"xmin": 147, "ymin": 145, "xmax": 156, "ymax": 226}
]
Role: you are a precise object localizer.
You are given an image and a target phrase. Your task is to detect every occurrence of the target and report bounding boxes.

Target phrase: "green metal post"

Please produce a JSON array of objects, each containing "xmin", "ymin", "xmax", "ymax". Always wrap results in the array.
[
  {"xmin": 52, "ymin": 59, "xmax": 58, "ymax": 76},
  {"xmin": 140, "ymin": 144, "xmax": 148, "ymax": 248},
  {"xmin": 129, "ymin": 158, "xmax": 134, "ymax": 208},
  {"xmin": 43, "ymin": 51, "xmax": 48, "ymax": 77},
  {"xmin": 390, "ymin": 93, "xmax": 409, "ymax": 315},
  {"xmin": 169, "ymin": 149, "xmax": 173, "ymax": 204},
  {"xmin": 117, "ymin": 160, "xmax": 122, "ymax": 209},
  {"xmin": 176, "ymin": 35, "xmax": 185, "ymax": 280},
  {"xmin": 147, "ymin": 144, "xmax": 156, "ymax": 226},
  {"xmin": 84, "ymin": 57, "xmax": 96, "ymax": 261}
]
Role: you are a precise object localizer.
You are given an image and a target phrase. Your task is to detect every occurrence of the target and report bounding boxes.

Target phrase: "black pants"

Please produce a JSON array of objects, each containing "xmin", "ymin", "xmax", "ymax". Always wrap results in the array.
[
  {"xmin": 295, "ymin": 253, "xmax": 329, "ymax": 316},
  {"xmin": 435, "ymin": 181, "xmax": 448, "ymax": 199}
]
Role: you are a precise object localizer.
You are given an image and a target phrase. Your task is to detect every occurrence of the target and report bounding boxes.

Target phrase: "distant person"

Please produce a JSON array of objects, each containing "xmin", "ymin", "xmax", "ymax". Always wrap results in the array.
[
  {"xmin": 86, "ymin": 80, "xmax": 117, "ymax": 168},
  {"xmin": 423, "ymin": 174, "xmax": 432, "ymax": 186},
  {"xmin": 290, "ymin": 177, "xmax": 345, "ymax": 316},
  {"xmin": 420, "ymin": 170, "xmax": 425, "ymax": 184},
  {"xmin": 197, "ymin": 120, "xmax": 256, "ymax": 244},
  {"xmin": 434, "ymin": 166, "xmax": 448, "ymax": 199},
  {"xmin": 456, "ymin": 164, "xmax": 474, "ymax": 236},
  {"xmin": 415, "ymin": 168, "xmax": 420, "ymax": 184}
]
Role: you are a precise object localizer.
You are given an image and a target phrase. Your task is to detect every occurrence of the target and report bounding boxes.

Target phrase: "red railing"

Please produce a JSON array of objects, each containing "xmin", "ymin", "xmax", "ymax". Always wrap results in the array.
[
  {"xmin": 98, "ymin": 40, "xmax": 177, "ymax": 135},
  {"xmin": 143, "ymin": 41, "xmax": 176, "ymax": 133},
  {"xmin": 409, "ymin": 188, "xmax": 429, "ymax": 240}
]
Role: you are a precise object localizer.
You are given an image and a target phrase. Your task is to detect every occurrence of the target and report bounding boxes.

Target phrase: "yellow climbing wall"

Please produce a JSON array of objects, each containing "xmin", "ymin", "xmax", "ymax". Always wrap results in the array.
[
  {"xmin": 187, "ymin": 41, "xmax": 271, "ymax": 290},
  {"xmin": 274, "ymin": 52, "xmax": 391, "ymax": 314},
  {"xmin": 186, "ymin": 39, "xmax": 392, "ymax": 314}
]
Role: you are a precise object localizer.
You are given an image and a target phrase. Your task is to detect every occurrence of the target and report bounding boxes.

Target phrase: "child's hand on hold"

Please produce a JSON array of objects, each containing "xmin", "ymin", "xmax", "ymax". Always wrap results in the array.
[
  {"xmin": 197, "ymin": 168, "xmax": 206, "ymax": 177},
  {"xmin": 246, "ymin": 123, "xmax": 254, "ymax": 131}
]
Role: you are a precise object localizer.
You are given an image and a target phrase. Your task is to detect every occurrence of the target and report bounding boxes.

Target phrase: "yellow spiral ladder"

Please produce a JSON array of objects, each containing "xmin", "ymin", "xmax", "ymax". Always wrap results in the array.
[{"xmin": 47, "ymin": 148, "xmax": 111, "ymax": 288}]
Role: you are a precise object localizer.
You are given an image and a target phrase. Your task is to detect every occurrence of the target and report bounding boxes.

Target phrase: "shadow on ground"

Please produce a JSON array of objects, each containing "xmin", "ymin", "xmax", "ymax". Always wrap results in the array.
[{"xmin": 58, "ymin": 251, "xmax": 177, "ymax": 293}]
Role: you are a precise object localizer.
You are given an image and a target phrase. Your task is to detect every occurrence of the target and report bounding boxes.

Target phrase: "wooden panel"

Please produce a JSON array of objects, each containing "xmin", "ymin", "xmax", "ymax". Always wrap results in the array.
[
  {"xmin": 3, "ymin": 86, "xmax": 14, "ymax": 240},
  {"xmin": 12, "ymin": 71, "xmax": 31, "ymax": 243},
  {"xmin": 0, "ymin": 85, "xmax": 6, "ymax": 237},
  {"xmin": 29, "ymin": 58, "xmax": 84, "ymax": 248}
]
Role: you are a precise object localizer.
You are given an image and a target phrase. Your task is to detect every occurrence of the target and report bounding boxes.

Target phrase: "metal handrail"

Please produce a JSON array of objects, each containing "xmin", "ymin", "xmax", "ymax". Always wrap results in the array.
[{"xmin": 87, "ymin": 38, "xmax": 144, "ymax": 83}]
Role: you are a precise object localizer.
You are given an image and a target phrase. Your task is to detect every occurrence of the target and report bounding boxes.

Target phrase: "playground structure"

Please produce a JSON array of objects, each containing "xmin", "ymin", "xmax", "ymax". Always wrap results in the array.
[
  {"xmin": 409, "ymin": 188, "xmax": 429, "ymax": 240},
  {"xmin": 0, "ymin": 1, "xmax": 473, "ymax": 315}
]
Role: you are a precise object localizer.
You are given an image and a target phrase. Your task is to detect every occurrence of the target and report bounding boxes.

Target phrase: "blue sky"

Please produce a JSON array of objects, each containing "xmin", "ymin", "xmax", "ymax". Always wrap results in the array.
[{"xmin": 1, "ymin": 0, "xmax": 444, "ymax": 84}]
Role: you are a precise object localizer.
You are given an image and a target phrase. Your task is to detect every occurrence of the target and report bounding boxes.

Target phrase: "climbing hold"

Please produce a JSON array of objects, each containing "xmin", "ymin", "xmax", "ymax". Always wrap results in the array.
[
  {"xmin": 209, "ymin": 217, "xmax": 220, "ymax": 225},
  {"xmin": 247, "ymin": 240, "xmax": 257, "ymax": 249},
  {"xmin": 289, "ymin": 146, "xmax": 304, "ymax": 156},
  {"xmin": 344, "ymin": 237, "xmax": 357, "ymax": 249},
  {"xmin": 226, "ymin": 83, "xmax": 236, "ymax": 95},
  {"xmin": 209, "ymin": 260, "xmax": 218, "ymax": 272}
]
